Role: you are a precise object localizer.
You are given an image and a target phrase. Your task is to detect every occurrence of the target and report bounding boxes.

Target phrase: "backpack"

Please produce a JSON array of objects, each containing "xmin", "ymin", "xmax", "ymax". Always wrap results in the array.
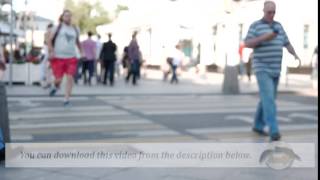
[
  {"xmin": 52, "ymin": 23, "xmax": 80, "ymax": 47},
  {"xmin": 167, "ymin": 57, "xmax": 173, "ymax": 65}
]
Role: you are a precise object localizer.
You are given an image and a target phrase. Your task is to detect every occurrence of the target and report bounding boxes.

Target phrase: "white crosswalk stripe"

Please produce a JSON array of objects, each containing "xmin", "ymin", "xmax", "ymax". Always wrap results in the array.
[
  {"xmin": 288, "ymin": 113, "xmax": 318, "ymax": 121},
  {"xmin": 24, "ymin": 106, "xmax": 115, "ymax": 113},
  {"xmin": 10, "ymin": 110, "xmax": 130, "ymax": 120},
  {"xmin": 277, "ymin": 116, "xmax": 292, "ymax": 122},
  {"xmin": 8, "ymin": 96, "xmax": 90, "ymax": 101},
  {"xmin": 109, "ymin": 130, "xmax": 180, "ymax": 137},
  {"xmin": 11, "ymin": 120, "xmax": 153, "ymax": 130},
  {"xmin": 139, "ymin": 106, "xmax": 316, "ymax": 115},
  {"xmin": 187, "ymin": 124, "xmax": 318, "ymax": 135},
  {"xmin": 110, "ymin": 101, "xmax": 300, "ymax": 110},
  {"xmin": 15, "ymin": 99, "xmax": 41, "ymax": 107},
  {"xmin": 10, "ymin": 135, "xmax": 33, "ymax": 141},
  {"xmin": 225, "ymin": 115, "xmax": 254, "ymax": 123},
  {"xmin": 99, "ymin": 96, "xmax": 313, "ymax": 116},
  {"xmin": 224, "ymin": 114, "xmax": 318, "ymax": 123}
]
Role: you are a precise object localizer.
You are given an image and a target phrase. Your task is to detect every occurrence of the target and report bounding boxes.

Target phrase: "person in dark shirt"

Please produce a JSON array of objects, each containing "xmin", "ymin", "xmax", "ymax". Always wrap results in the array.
[
  {"xmin": 126, "ymin": 31, "xmax": 141, "ymax": 85},
  {"xmin": 99, "ymin": 33, "xmax": 117, "ymax": 86},
  {"xmin": 121, "ymin": 46, "xmax": 130, "ymax": 77}
]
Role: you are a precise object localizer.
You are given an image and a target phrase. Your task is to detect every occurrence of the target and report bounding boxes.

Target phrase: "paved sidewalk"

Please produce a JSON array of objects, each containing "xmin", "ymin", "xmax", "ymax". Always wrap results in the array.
[{"xmin": 5, "ymin": 70, "xmax": 318, "ymax": 97}]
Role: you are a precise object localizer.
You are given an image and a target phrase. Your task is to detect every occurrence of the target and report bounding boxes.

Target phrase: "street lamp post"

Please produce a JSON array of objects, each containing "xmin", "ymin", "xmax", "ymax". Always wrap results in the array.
[
  {"xmin": 2, "ymin": 1, "xmax": 15, "ymax": 87},
  {"xmin": 9, "ymin": 0, "xmax": 13, "ymax": 87}
]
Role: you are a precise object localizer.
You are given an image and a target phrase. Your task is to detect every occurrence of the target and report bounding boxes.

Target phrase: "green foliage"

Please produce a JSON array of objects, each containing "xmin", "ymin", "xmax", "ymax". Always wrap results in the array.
[
  {"xmin": 64, "ymin": 0, "xmax": 111, "ymax": 34},
  {"xmin": 115, "ymin": 4, "xmax": 129, "ymax": 17}
]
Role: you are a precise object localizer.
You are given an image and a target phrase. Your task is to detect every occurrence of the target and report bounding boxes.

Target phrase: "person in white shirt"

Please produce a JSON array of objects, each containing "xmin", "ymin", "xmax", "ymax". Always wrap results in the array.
[
  {"xmin": 170, "ymin": 44, "xmax": 184, "ymax": 84},
  {"xmin": 48, "ymin": 9, "xmax": 83, "ymax": 106},
  {"xmin": 40, "ymin": 23, "xmax": 54, "ymax": 88},
  {"xmin": 95, "ymin": 34, "xmax": 103, "ymax": 83}
]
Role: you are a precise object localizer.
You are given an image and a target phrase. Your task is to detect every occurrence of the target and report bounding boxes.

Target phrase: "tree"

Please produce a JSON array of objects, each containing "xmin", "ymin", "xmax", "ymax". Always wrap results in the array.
[
  {"xmin": 64, "ymin": 0, "xmax": 111, "ymax": 34},
  {"xmin": 115, "ymin": 4, "xmax": 129, "ymax": 17}
]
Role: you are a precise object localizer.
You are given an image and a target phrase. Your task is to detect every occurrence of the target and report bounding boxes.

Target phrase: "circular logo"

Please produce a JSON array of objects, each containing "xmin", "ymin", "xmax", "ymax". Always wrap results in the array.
[{"xmin": 259, "ymin": 141, "xmax": 301, "ymax": 170}]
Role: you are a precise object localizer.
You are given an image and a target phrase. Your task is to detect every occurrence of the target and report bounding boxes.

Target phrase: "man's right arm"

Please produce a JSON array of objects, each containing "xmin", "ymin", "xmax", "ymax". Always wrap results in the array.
[
  {"xmin": 114, "ymin": 43, "xmax": 117, "ymax": 52},
  {"xmin": 244, "ymin": 23, "xmax": 277, "ymax": 48},
  {"xmin": 245, "ymin": 33, "xmax": 277, "ymax": 48},
  {"xmin": 47, "ymin": 28, "xmax": 55, "ymax": 59}
]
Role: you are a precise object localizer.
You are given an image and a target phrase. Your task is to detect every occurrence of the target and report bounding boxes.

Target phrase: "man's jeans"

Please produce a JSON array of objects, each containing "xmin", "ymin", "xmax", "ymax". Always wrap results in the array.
[
  {"xmin": 254, "ymin": 72, "xmax": 280, "ymax": 135},
  {"xmin": 103, "ymin": 61, "xmax": 115, "ymax": 85},
  {"xmin": 171, "ymin": 65, "xmax": 178, "ymax": 83},
  {"xmin": 126, "ymin": 60, "xmax": 140, "ymax": 85}
]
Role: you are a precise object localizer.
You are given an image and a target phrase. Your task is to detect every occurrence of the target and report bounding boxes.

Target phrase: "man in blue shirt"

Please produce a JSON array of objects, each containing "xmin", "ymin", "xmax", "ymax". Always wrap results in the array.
[{"xmin": 245, "ymin": 1, "xmax": 301, "ymax": 141}]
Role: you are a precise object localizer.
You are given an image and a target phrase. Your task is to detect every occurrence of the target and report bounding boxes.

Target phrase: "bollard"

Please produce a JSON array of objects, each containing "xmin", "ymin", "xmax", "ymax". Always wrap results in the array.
[
  {"xmin": 0, "ymin": 82, "xmax": 10, "ymax": 144},
  {"xmin": 222, "ymin": 65, "xmax": 240, "ymax": 94}
]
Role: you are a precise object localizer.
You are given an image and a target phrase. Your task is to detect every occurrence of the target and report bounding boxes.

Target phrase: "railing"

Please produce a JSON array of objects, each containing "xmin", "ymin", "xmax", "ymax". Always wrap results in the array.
[{"xmin": 3, "ymin": 62, "xmax": 41, "ymax": 85}]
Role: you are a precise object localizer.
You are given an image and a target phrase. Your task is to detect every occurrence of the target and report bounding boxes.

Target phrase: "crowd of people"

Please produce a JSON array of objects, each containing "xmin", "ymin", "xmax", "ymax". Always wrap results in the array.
[{"xmin": 38, "ymin": 9, "xmax": 187, "ymax": 107}]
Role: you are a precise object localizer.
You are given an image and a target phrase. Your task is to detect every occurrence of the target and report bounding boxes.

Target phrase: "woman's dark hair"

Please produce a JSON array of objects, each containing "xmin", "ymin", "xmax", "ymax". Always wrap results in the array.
[
  {"xmin": 47, "ymin": 23, "xmax": 53, "ymax": 29},
  {"xmin": 124, "ymin": 46, "xmax": 128, "ymax": 53},
  {"xmin": 88, "ymin": 31, "xmax": 93, "ymax": 37},
  {"xmin": 59, "ymin": 9, "xmax": 72, "ymax": 23}
]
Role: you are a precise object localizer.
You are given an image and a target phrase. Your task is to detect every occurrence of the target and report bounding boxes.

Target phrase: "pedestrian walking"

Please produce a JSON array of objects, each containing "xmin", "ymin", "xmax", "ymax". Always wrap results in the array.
[
  {"xmin": 126, "ymin": 31, "xmax": 141, "ymax": 85},
  {"xmin": 0, "ymin": 129, "xmax": 4, "ymax": 161},
  {"xmin": 95, "ymin": 34, "xmax": 103, "ymax": 83},
  {"xmin": 121, "ymin": 46, "xmax": 130, "ymax": 78},
  {"xmin": 40, "ymin": 23, "xmax": 54, "ymax": 89},
  {"xmin": 81, "ymin": 31, "xmax": 96, "ymax": 86},
  {"xmin": 170, "ymin": 44, "xmax": 184, "ymax": 84},
  {"xmin": 0, "ymin": 43, "xmax": 6, "ymax": 161},
  {"xmin": 160, "ymin": 46, "xmax": 171, "ymax": 81},
  {"xmin": 99, "ymin": 33, "xmax": 117, "ymax": 86},
  {"xmin": 311, "ymin": 46, "xmax": 318, "ymax": 89},
  {"xmin": 244, "ymin": 1, "xmax": 301, "ymax": 141},
  {"xmin": 48, "ymin": 9, "xmax": 83, "ymax": 106},
  {"xmin": 0, "ymin": 44, "xmax": 5, "ymax": 80},
  {"xmin": 162, "ymin": 57, "xmax": 172, "ymax": 81}
]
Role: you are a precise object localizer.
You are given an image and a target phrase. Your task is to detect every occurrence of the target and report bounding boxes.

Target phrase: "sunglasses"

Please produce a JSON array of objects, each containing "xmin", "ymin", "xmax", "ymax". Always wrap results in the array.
[{"xmin": 267, "ymin": 11, "xmax": 276, "ymax": 14}]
